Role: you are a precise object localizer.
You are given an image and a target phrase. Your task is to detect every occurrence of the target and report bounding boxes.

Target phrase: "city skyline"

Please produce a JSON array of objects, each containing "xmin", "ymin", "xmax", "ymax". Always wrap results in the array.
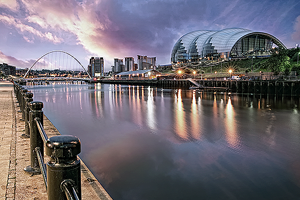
[{"xmin": 0, "ymin": 0, "xmax": 300, "ymax": 71}]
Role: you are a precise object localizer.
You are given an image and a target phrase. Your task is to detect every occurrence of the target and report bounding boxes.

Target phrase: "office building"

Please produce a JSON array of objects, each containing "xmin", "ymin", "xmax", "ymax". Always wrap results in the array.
[
  {"xmin": 124, "ymin": 57, "xmax": 134, "ymax": 71},
  {"xmin": 137, "ymin": 55, "xmax": 156, "ymax": 70},
  {"xmin": 114, "ymin": 58, "xmax": 123, "ymax": 73},
  {"xmin": 89, "ymin": 57, "xmax": 104, "ymax": 77}
]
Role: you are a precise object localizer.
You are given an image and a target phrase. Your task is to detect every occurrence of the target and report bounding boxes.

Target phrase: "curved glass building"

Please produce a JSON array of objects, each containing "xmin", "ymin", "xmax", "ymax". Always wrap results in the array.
[{"xmin": 171, "ymin": 28, "xmax": 286, "ymax": 63}]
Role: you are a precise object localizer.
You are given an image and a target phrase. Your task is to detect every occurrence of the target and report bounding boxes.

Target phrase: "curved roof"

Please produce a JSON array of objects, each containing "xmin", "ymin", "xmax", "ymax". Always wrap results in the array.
[{"xmin": 171, "ymin": 28, "xmax": 286, "ymax": 62}]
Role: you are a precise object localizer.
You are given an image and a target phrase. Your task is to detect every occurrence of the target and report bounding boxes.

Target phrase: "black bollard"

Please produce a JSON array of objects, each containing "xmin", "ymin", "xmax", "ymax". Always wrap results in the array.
[
  {"xmin": 20, "ymin": 88, "xmax": 28, "ymax": 120},
  {"xmin": 24, "ymin": 101, "xmax": 43, "ymax": 174},
  {"xmin": 16, "ymin": 85, "xmax": 23, "ymax": 105},
  {"xmin": 23, "ymin": 92, "xmax": 33, "ymax": 138},
  {"xmin": 46, "ymin": 135, "xmax": 81, "ymax": 200},
  {"xmin": 19, "ymin": 79, "xmax": 26, "ymax": 85}
]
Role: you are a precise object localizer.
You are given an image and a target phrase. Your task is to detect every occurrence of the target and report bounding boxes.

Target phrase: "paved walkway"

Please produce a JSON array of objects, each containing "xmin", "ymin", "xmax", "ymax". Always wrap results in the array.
[{"xmin": 0, "ymin": 81, "xmax": 112, "ymax": 200}]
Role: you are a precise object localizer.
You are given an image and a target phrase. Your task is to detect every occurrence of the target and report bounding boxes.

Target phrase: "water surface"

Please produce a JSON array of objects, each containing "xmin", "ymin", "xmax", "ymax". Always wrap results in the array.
[{"xmin": 28, "ymin": 83, "xmax": 300, "ymax": 200}]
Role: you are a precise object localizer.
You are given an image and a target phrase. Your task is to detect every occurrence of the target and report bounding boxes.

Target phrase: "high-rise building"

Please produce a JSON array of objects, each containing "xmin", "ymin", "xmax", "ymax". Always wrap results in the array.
[
  {"xmin": 114, "ymin": 58, "xmax": 123, "ymax": 73},
  {"xmin": 89, "ymin": 57, "xmax": 104, "ymax": 77},
  {"xmin": 137, "ymin": 55, "xmax": 156, "ymax": 70},
  {"xmin": 124, "ymin": 57, "xmax": 134, "ymax": 71}
]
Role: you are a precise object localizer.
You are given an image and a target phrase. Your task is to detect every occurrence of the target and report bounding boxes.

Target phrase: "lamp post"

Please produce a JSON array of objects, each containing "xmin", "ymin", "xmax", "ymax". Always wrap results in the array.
[
  {"xmin": 296, "ymin": 44, "xmax": 299, "ymax": 65},
  {"xmin": 229, "ymin": 69, "xmax": 232, "ymax": 79},
  {"xmin": 193, "ymin": 71, "xmax": 196, "ymax": 79},
  {"xmin": 260, "ymin": 71, "xmax": 262, "ymax": 80},
  {"xmin": 178, "ymin": 70, "xmax": 182, "ymax": 79},
  {"xmin": 215, "ymin": 71, "xmax": 217, "ymax": 80}
]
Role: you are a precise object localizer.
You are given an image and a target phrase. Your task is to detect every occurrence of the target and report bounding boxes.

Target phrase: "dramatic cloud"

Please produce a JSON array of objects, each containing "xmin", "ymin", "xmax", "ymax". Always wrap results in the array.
[
  {"xmin": 292, "ymin": 15, "xmax": 300, "ymax": 41},
  {"xmin": 0, "ymin": 51, "xmax": 34, "ymax": 68},
  {"xmin": 0, "ymin": 14, "xmax": 63, "ymax": 44},
  {"xmin": 0, "ymin": 0, "xmax": 299, "ymax": 70},
  {"xmin": 0, "ymin": 0, "xmax": 18, "ymax": 11}
]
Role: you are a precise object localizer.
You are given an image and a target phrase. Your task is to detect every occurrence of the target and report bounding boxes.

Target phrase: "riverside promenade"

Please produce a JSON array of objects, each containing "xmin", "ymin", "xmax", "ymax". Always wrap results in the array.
[{"xmin": 0, "ymin": 80, "xmax": 112, "ymax": 200}]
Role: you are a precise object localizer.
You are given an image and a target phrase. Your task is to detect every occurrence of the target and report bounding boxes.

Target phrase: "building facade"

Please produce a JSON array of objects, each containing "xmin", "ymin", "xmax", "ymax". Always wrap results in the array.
[
  {"xmin": 171, "ymin": 28, "xmax": 286, "ymax": 63},
  {"xmin": 125, "ymin": 57, "xmax": 134, "ymax": 71},
  {"xmin": 0, "ymin": 63, "xmax": 16, "ymax": 76},
  {"xmin": 114, "ymin": 58, "xmax": 124, "ymax": 73},
  {"xmin": 137, "ymin": 55, "xmax": 156, "ymax": 70},
  {"xmin": 89, "ymin": 57, "xmax": 104, "ymax": 77},
  {"xmin": 115, "ymin": 69, "xmax": 161, "ymax": 80}
]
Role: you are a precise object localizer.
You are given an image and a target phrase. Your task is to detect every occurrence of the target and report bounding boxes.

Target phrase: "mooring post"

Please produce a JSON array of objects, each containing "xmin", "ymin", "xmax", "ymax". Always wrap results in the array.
[
  {"xmin": 21, "ymin": 88, "xmax": 28, "ymax": 120},
  {"xmin": 24, "ymin": 92, "xmax": 33, "ymax": 137},
  {"xmin": 17, "ymin": 85, "xmax": 23, "ymax": 105},
  {"xmin": 46, "ymin": 135, "xmax": 81, "ymax": 200},
  {"xmin": 24, "ymin": 101, "xmax": 44, "ymax": 174}
]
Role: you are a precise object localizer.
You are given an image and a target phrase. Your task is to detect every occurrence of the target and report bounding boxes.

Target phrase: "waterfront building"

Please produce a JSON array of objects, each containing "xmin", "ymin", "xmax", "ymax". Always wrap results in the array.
[
  {"xmin": 114, "ymin": 58, "xmax": 124, "ymax": 73},
  {"xmin": 125, "ymin": 57, "xmax": 134, "ymax": 71},
  {"xmin": 171, "ymin": 28, "xmax": 286, "ymax": 63},
  {"xmin": 0, "ymin": 63, "xmax": 16, "ymax": 76},
  {"xmin": 89, "ymin": 57, "xmax": 104, "ymax": 77},
  {"xmin": 115, "ymin": 69, "xmax": 161, "ymax": 80},
  {"xmin": 137, "ymin": 55, "xmax": 156, "ymax": 70}
]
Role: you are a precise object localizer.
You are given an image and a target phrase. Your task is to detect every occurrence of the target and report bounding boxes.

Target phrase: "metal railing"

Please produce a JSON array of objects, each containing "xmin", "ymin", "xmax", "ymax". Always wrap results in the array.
[{"xmin": 14, "ymin": 80, "xmax": 82, "ymax": 200}]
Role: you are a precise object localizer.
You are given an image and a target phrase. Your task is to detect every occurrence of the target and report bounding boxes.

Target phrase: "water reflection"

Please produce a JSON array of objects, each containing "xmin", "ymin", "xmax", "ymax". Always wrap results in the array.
[
  {"xmin": 191, "ymin": 91, "xmax": 201, "ymax": 140},
  {"xmin": 146, "ymin": 87, "xmax": 156, "ymax": 131},
  {"xmin": 174, "ymin": 89, "xmax": 187, "ymax": 140},
  {"xmin": 27, "ymin": 83, "xmax": 300, "ymax": 200},
  {"xmin": 225, "ymin": 98, "xmax": 239, "ymax": 148}
]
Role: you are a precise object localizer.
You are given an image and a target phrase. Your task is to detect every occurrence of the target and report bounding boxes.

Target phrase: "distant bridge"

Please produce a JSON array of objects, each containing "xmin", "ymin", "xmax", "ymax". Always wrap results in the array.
[
  {"xmin": 25, "ymin": 77, "xmax": 90, "ymax": 82},
  {"xmin": 23, "ymin": 50, "xmax": 92, "ymax": 80}
]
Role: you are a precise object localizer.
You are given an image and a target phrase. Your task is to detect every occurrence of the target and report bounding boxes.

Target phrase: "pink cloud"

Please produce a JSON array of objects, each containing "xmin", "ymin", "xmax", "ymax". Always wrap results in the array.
[
  {"xmin": 0, "ymin": 51, "xmax": 34, "ymax": 68},
  {"xmin": 292, "ymin": 15, "xmax": 300, "ymax": 41},
  {"xmin": 21, "ymin": 0, "xmax": 110, "ymax": 56},
  {"xmin": 0, "ymin": 0, "xmax": 18, "ymax": 11},
  {"xmin": 0, "ymin": 14, "xmax": 63, "ymax": 44}
]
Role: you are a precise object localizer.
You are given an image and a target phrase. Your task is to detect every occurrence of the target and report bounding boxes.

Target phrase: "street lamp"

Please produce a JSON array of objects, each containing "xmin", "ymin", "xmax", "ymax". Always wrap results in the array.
[
  {"xmin": 215, "ymin": 71, "xmax": 217, "ymax": 79},
  {"xmin": 229, "ymin": 69, "xmax": 232, "ymax": 79},
  {"xmin": 193, "ymin": 71, "xmax": 196, "ymax": 79},
  {"xmin": 260, "ymin": 71, "xmax": 262, "ymax": 80},
  {"xmin": 178, "ymin": 70, "xmax": 182, "ymax": 79},
  {"xmin": 296, "ymin": 44, "xmax": 299, "ymax": 64}
]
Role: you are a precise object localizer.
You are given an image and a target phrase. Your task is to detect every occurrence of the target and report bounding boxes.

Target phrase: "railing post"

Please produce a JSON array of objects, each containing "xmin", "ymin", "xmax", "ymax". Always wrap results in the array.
[
  {"xmin": 20, "ymin": 88, "xmax": 28, "ymax": 120},
  {"xmin": 46, "ymin": 135, "xmax": 81, "ymax": 200},
  {"xmin": 24, "ymin": 101, "xmax": 43, "ymax": 174},
  {"xmin": 24, "ymin": 92, "xmax": 33, "ymax": 138},
  {"xmin": 16, "ymin": 85, "xmax": 23, "ymax": 105}
]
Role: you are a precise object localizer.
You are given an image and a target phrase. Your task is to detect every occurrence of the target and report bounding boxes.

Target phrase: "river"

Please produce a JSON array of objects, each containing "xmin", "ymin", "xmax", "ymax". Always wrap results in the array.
[{"xmin": 27, "ymin": 82, "xmax": 300, "ymax": 200}]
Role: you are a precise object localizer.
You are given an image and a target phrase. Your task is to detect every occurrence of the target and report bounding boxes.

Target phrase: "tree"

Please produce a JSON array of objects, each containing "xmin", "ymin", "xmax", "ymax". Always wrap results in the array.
[
  {"xmin": 265, "ymin": 47, "xmax": 290, "ymax": 74},
  {"xmin": 291, "ymin": 64, "xmax": 300, "ymax": 75}
]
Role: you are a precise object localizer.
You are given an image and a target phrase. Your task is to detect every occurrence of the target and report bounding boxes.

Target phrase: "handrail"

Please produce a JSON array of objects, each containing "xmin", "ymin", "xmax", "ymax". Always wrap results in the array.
[
  {"xmin": 35, "ymin": 118, "xmax": 48, "ymax": 143},
  {"xmin": 14, "ymin": 80, "xmax": 82, "ymax": 200},
  {"xmin": 61, "ymin": 180, "xmax": 80, "ymax": 200},
  {"xmin": 35, "ymin": 147, "xmax": 47, "ymax": 189}
]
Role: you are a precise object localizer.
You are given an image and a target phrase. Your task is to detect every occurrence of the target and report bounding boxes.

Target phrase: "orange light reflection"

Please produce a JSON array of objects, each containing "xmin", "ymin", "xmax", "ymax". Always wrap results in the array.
[
  {"xmin": 174, "ymin": 89, "xmax": 188, "ymax": 140},
  {"xmin": 225, "ymin": 98, "xmax": 238, "ymax": 148}
]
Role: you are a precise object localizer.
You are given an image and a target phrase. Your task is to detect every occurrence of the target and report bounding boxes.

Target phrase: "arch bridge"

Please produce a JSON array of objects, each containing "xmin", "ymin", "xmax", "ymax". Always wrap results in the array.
[{"xmin": 22, "ymin": 50, "xmax": 92, "ymax": 81}]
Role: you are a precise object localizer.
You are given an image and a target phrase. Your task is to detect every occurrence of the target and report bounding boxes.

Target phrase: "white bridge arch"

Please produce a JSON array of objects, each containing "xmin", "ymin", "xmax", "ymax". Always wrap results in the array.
[{"xmin": 23, "ymin": 50, "xmax": 92, "ymax": 79}]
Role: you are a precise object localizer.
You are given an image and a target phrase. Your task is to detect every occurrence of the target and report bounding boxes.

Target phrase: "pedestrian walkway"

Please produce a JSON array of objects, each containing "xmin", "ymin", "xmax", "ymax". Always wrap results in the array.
[{"xmin": 0, "ymin": 80, "xmax": 112, "ymax": 200}]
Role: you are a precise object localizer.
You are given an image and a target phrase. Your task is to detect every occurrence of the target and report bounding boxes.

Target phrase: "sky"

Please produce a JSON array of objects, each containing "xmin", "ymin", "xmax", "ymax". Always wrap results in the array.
[{"xmin": 0, "ymin": 0, "xmax": 300, "ymax": 71}]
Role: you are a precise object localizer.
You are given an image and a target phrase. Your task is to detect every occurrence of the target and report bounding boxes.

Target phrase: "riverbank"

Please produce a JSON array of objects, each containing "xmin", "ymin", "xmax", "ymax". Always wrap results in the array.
[
  {"xmin": 98, "ymin": 79, "xmax": 300, "ymax": 95},
  {"xmin": 0, "ymin": 80, "xmax": 112, "ymax": 199}
]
